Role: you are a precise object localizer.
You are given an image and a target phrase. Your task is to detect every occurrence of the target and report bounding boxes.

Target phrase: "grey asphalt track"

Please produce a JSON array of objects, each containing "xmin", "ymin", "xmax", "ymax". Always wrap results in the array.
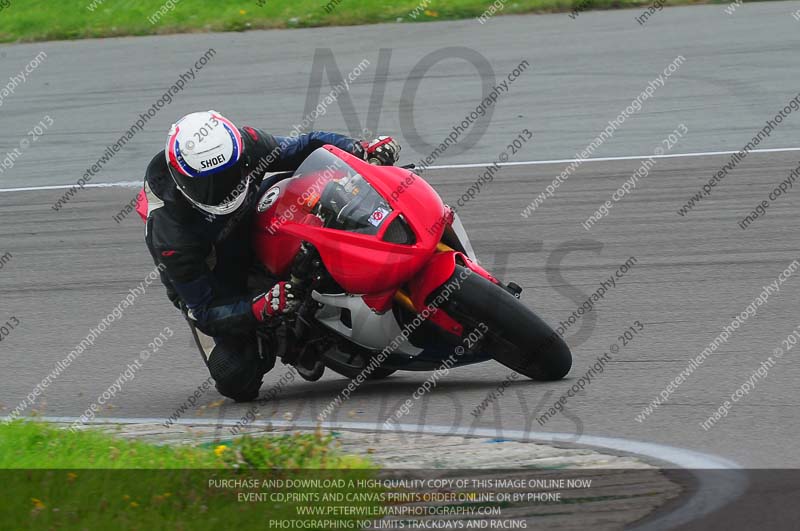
[{"xmin": 1, "ymin": 0, "xmax": 800, "ymax": 474}]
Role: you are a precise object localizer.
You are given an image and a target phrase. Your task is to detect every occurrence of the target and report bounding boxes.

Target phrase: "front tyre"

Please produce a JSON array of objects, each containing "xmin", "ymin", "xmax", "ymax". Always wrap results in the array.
[{"xmin": 443, "ymin": 266, "xmax": 572, "ymax": 380}]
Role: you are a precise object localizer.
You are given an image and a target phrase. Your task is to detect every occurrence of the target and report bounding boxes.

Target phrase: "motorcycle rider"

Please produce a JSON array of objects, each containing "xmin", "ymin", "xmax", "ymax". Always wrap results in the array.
[{"xmin": 143, "ymin": 110, "xmax": 400, "ymax": 401}]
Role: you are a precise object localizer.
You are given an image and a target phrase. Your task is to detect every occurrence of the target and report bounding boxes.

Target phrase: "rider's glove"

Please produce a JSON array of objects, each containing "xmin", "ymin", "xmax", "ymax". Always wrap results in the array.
[
  {"xmin": 252, "ymin": 281, "xmax": 298, "ymax": 321},
  {"xmin": 360, "ymin": 136, "xmax": 401, "ymax": 166}
]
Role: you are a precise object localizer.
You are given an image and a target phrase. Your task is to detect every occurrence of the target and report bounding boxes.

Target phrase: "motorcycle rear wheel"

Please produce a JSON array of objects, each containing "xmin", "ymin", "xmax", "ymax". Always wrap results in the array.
[{"xmin": 442, "ymin": 266, "xmax": 572, "ymax": 381}]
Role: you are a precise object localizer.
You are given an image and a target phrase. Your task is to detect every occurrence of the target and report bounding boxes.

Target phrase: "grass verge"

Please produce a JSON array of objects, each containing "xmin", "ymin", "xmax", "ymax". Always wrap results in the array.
[
  {"xmin": 0, "ymin": 421, "xmax": 379, "ymax": 530},
  {"xmin": 0, "ymin": 0, "xmax": 719, "ymax": 43}
]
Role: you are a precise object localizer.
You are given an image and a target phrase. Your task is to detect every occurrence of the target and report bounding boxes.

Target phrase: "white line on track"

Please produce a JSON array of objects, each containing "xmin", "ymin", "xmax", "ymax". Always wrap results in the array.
[
  {"xmin": 428, "ymin": 146, "xmax": 800, "ymax": 169},
  {"xmin": 0, "ymin": 181, "xmax": 143, "ymax": 193},
  {"xmin": 28, "ymin": 415, "xmax": 747, "ymax": 531},
  {"xmin": 2, "ymin": 146, "xmax": 800, "ymax": 194}
]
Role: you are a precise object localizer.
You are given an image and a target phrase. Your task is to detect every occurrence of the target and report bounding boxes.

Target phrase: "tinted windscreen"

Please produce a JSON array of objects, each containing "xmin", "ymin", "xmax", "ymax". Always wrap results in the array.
[{"xmin": 294, "ymin": 149, "xmax": 392, "ymax": 235}]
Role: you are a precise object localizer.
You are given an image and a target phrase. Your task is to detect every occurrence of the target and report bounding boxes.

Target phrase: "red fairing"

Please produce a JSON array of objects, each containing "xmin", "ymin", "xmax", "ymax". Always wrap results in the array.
[
  {"xmin": 406, "ymin": 251, "xmax": 499, "ymax": 311},
  {"xmin": 407, "ymin": 252, "xmax": 460, "ymax": 311},
  {"xmin": 250, "ymin": 145, "xmax": 502, "ymax": 338},
  {"xmin": 135, "ymin": 188, "xmax": 148, "ymax": 222},
  {"xmin": 462, "ymin": 256, "xmax": 500, "ymax": 285},
  {"xmin": 252, "ymin": 146, "xmax": 448, "ymax": 294}
]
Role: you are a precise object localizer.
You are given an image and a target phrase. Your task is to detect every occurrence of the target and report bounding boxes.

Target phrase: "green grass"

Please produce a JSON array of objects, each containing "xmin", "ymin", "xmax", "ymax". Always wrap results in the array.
[
  {"xmin": 0, "ymin": 0, "xmax": 719, "ymax": 43},
  {"xmin": 0, "ymin": 420, "xmax": 369, "ymax": 469},
  {"xmin": 0, "ymin": 421, "xmax": 380, "ymax": 530}
]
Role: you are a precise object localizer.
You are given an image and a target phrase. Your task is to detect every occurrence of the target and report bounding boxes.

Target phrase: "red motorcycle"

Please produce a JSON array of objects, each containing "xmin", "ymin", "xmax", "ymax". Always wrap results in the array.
[{"xmin": 243, "ymin": 145, "xmax": 571, "ymax": 382}]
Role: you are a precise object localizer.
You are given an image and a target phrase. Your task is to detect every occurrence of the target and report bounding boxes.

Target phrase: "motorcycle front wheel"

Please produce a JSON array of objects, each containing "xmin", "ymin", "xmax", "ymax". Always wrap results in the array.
[{"xmin": 441, "ymin": 266, "xmax": 572, "ymax": 381}]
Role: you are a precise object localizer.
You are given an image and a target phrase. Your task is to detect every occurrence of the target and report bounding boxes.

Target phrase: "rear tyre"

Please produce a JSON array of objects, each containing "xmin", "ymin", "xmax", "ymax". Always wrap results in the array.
[{"xmin": 442, "ymin": 266, "xmax": 572, "ymax": 381}]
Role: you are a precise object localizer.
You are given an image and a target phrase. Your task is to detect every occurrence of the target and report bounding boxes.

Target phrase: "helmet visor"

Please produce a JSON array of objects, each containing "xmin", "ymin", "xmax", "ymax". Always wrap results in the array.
[{"xmin": 170, "ymin": 163, "xmax": 248, "ymax": 210}]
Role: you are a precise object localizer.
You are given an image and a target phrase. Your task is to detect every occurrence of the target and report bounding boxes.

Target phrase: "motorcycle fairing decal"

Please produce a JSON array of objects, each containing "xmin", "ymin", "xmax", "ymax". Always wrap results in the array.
[
  {"xmin": 368, "ymin": 206, "xmax": 390, "ymax": 227},
  {"xmin": 257, "ymin": 186, "xmax": 281, "ymax": 212}
]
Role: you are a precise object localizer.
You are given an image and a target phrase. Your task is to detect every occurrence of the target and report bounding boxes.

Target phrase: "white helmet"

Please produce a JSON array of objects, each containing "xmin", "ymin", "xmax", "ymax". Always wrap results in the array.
[{"xmin": 165, "ymin": 111, "xmax": 250, "ymax": 216}]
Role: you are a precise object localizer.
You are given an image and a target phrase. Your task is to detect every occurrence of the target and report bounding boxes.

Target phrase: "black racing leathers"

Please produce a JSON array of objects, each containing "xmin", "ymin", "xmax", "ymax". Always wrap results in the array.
[{"xmin": 144, "ymin": 128, "xmax": 364, "ymax": 337}]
